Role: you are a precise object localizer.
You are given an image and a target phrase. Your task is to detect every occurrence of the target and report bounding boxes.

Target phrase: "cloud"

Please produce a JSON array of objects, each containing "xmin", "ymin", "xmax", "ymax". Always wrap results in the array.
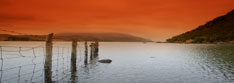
[
  {"xmin": 0, "ymin": 0, "xmax": 11, "ymax": 7},
  {"xmin": 0, "ymin": 24, "xmax": 14, "ymax": 27},
  {"xmin": 0, "ymin": 0, "xmax": 233, "ymax": 41},
  {"xmin": 0, "ymin": 13, "xmax": 35, "ymax": 22}
]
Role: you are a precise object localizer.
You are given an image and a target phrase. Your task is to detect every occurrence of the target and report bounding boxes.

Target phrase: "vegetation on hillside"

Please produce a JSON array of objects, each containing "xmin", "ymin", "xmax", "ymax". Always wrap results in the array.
[{"xmin": 167, "ymin": 9, "xmax": 234, "ymax": 43}]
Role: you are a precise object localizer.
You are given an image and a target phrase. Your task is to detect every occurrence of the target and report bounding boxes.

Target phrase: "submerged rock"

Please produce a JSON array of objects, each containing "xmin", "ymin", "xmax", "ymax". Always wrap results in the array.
[{"xmin": 98, "ymin": 59, "xmax": 112, "ymax": 63}]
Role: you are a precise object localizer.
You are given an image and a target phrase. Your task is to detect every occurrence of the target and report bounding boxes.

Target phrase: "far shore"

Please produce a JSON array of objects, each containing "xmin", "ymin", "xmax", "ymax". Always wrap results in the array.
[
  {"xmin": 1, "ymin": 40, "xmax": 234, "ymax": 45},
  {"xmin": 153, "ymin": 40, "xmax": 234, "ymax": 44}
]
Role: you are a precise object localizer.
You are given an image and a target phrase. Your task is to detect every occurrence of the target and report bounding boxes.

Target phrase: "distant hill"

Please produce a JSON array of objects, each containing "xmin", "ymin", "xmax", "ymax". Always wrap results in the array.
[
  {"xmin": 167, "ymin": 9, "xmax": 234, "ymax": 43},
  {"xmin": 0, "ymin": 34, "xmax": 46, "ymax": 41},
  {"xmin": 0, "ymin": 33, "xmax": 152, "ymax": 42},
  {"xmin": 54, "ymin": 32, "xmax": 152, "ymax": 42}
]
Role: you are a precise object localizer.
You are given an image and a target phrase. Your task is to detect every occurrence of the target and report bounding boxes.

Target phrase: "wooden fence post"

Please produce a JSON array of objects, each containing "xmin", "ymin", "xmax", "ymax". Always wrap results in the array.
[
  {"xmin": 71, "ymin": 40, "xmax": 77, "ymax": 72},
  {"xmin": 90, "ymin": 43, "xmax": 94, "ymax": 60},
  {"xmin": 70, "ymin": 40, "xmax": 78, "ymax": 83},
  {"xmin": 44, "ymin": 33, "xmax": 53, "ymax": 83},
  {"xmin": 94, "ymin": 41, "xmax": 99, "ymax": 57},
  {"xmin": 84, "ymin": 41, "xmax": 88, "ymax": 65}
]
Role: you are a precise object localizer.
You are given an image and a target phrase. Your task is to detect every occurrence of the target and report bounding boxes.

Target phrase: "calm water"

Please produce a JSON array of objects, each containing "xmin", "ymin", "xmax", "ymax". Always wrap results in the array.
[{"xmin": 0, "ymin": 42, "xmax": 234, "ymax": 83}]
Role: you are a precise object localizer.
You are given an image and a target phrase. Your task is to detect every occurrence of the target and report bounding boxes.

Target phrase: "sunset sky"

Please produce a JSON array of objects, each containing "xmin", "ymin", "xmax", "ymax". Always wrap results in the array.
[{"xmin": 0, "ymin": 0, "xmax": 234, "ymax": 41}]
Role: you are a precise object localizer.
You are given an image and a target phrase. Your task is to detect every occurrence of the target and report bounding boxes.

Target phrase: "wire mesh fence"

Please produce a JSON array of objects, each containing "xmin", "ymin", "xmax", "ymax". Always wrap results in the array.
[
  {"xmin": 0, "ymin": 42, "xmax": 87, "ymax": 83},
  {"xmin": 0, "ymin": 29, "xmax": 99, "ymax": 83}
]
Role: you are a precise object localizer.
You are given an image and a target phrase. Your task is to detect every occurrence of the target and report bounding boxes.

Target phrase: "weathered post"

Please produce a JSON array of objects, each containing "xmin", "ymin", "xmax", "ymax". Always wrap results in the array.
[
  {"xmin": 71, "ymin": 40, "xmax": 77, "ymax": 72},
  {"xmin": 89, "ymin": 43, "xmax": 94, "ymax": 60},
  {"xmin": 84, "ymin": 41, "xmax": 88, "ymax": 65},
  {"xmin": 94, "ymin": 41, "xmax": 99, "ymax": 57},
  {"xmin": 44, "ymin": 33, "xmax": 53, "ymax": 83},
  {"xmin": 70, "ymin": 40, "xmax": 77, "ymax": 83}
]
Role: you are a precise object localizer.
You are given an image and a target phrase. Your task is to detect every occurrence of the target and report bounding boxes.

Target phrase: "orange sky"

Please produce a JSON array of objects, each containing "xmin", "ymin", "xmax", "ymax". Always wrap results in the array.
[{"xmin": 0, "ymin": 0, "xmax": 234, "ymax": 41}]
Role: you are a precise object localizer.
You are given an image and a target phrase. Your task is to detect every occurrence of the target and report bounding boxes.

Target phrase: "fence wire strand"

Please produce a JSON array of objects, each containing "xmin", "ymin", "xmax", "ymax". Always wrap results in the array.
[
  {"xmin": 0, "ymin": 42, "xmax": 87, "ymax": 83},
  {"xmin": 0, "ymin": 29, "xmax": 96, "ymax": 83}
]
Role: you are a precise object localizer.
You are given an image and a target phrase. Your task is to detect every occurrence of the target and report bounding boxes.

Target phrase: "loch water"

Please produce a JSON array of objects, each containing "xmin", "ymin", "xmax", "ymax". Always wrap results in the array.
[{"xmin": 0, "ymin": 42, "xmax": 234, "ymax": 83}]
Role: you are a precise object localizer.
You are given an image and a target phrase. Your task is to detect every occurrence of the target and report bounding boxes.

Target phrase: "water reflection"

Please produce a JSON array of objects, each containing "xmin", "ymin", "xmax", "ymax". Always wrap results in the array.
[{"xmin": 192, "ymin": 45, "xmax": 234, "ymax": 82}]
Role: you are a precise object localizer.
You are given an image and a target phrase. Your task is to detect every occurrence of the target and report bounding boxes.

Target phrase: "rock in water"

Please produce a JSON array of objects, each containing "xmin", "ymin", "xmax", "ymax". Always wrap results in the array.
[{"xmin": 98, "ymin": 59, "xmax": 112, "ymax": 63}]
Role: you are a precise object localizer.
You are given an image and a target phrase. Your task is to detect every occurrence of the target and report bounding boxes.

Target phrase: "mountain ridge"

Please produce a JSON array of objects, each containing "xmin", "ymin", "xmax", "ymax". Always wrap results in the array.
[
  {"xmin": 167, "ymin": 9, "xmax": 234, "ymax": 43},
  {"xmin": 54, "ymin": 32, "xmax": 152, "ymax": 42},
  {"xmin": 0, "ymin": 32, "xmax": 152, "ymax": 42}
]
